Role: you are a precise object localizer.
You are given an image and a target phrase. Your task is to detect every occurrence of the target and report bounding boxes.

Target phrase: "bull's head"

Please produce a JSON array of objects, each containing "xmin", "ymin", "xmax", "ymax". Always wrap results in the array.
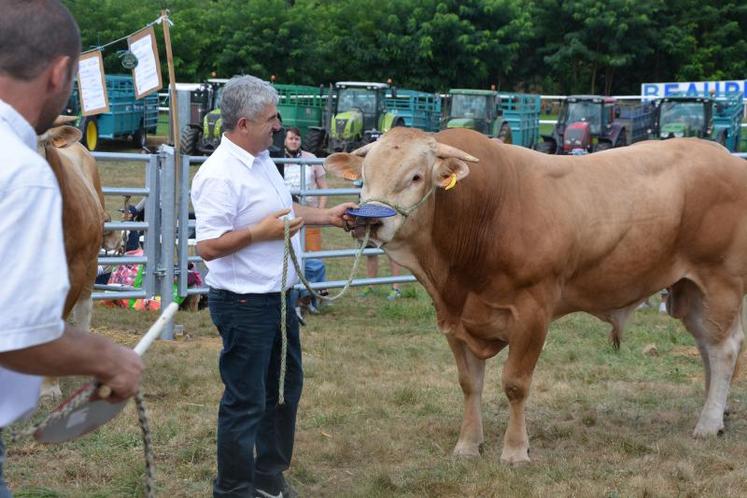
[
  {"xmin": 38, "ymin": 117, "xmax": 124, "ymax": 253},
  {"xmin": 325, "ymin": 128, "xmax": 478, "ymax": 245}
]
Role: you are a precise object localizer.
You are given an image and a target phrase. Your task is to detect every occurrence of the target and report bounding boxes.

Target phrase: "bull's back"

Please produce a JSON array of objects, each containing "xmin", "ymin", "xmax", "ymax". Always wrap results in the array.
[{"xmin": 545, "ymin": 139, "xmax": 747, "ymax": 308}]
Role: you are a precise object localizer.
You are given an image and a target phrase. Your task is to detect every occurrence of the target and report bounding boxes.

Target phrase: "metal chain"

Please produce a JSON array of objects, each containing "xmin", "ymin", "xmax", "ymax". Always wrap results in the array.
[{"xmin": 278, "ymin": 219, "xmax": 371, "ymax": 404}]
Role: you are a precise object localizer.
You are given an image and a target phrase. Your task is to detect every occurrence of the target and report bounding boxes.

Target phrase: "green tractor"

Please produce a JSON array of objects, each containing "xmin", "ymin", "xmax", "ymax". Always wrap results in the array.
[
  {"xmin": 326, "ymin": 81, "xmax": 391, "ymax": 153},
  {"xmin": 325, "ymin": 81, "xmax": 442, "ymax": 154},
  {"xmin": 179, "ymin": 78, "xmax": 228, "ymax": 156},
  {"xmin": 443, "ymin": 89, "xmax": 541, "ymax": 147},
  {"xmin": 654, "ymin": 92, "xmax": 743, "ymax": 152}
]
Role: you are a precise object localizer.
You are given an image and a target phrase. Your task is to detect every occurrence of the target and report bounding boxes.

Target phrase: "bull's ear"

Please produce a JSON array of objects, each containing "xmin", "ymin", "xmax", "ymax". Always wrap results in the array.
[
  {"xmin": 325, "ymin": 153, "xmax": 363, "ymax": 181},
  {"xmin": 49, "ymin": 125, "xmax": 82, "ymax": 148},
  {"xmin": 432, "ymin": 143, "xmax": 478, "ymax": 189}
]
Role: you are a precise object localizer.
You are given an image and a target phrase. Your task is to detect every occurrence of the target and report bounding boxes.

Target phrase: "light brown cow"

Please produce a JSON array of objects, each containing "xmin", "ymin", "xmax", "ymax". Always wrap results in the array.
[
  {"xmin": 37, "ymin": 120, "xmax": 120, "ymax": 398},
  {"xmin": 326, "ymin": 127, "xmax": 747, "ymax": 464}
]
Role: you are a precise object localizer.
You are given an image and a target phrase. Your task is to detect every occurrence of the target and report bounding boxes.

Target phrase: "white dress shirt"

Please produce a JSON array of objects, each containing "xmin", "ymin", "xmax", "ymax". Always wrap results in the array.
[
  {"xmin": 0, "ymin": 99, "xmax": 69, "ymax": 427},
  {"xmin": 191, "ymin": 134, "xmax": 302, "ymax": 293}
]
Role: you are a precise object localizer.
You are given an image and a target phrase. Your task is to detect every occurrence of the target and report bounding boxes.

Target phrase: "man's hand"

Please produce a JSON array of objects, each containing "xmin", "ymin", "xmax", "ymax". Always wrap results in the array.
[
  {"xmin": 251, "ymin": 208, "xmax": 304, "ymax": 242},
  {"xmin": 97, "ymin": 346, "xmax": 144, "ymax": 402},
  {"xmin": 325, "ymin": 202, "xmax": 358, "ymax": 228}
]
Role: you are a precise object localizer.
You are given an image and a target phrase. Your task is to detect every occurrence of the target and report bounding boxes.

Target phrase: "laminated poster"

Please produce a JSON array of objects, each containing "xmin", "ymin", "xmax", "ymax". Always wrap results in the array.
[
  {"xmin": 127, "ymin": 25, "xmax": 163, "ymax": 99},
  {"xmin": 77, "ymin": 51, "xmax": 109, "ymax": 116}
]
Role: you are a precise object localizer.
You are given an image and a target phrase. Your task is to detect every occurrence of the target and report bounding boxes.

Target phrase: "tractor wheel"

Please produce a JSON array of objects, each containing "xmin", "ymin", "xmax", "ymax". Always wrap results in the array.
[
  {"xmin": 497, "ymin": 123, "xmax": 513, "ymax": 144},
  {"xmin": 132, "ymin": 121, "xmax": 147, "ymax": 149},
  {"xmin": 180, "ymin": 126, "xmax": 201, "ymax": 156},
  {"xmin": 80, "ymin": 117, "xmax": 99, "ymax": 151},
  {"xmin": 535, "ymin": 140, "xmax": 555, "ymax": 154},
  {"xmin": 304, "ymin": 127, "xmax": 327, "ymax": 156}
]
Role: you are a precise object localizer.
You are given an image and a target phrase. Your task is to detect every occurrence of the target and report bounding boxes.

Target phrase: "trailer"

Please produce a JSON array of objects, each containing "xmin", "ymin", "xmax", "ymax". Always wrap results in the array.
[
  {"xmin": 66, "ymin": 74, "xmax": 159, "ymax": 151},
  {"xmin": 384, "ymin": 89, "xmax": 442, "ymax": 133},
  {"xmin": 274, "ymin": 84, "xmax": 329, "ymax": 153}
]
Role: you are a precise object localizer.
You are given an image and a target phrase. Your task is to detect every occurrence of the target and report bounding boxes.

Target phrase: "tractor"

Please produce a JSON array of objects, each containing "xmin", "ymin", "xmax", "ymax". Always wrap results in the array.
[
  {"xmin": 179, "ymin": 78, "xmax": 228, "ymax": 156},
  {"xmin": 442, "ymin": 89, "xmax": 541, "ymax": 147},
  {"xmin": 537, "ymin": 95, "xmax": 654, "ymax": 154},
  {"xmin": 324, "ymin": 81, "xmax": 441, "ymax": 154},
  {"xmin": 654, "ymin": 92, "xmax": 743, "ymax": 152}
]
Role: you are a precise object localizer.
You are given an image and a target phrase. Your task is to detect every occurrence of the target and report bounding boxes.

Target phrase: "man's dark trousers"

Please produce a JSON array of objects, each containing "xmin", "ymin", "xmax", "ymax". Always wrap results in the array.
[{"xmin": 209, "ymin": 288, "xmax": 303, "ymax": 498}]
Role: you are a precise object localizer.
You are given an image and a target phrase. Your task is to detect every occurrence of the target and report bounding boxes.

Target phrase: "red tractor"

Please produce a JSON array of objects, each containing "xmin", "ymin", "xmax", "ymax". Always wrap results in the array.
[{"xmin": 537, "ymin": 95, "xmax": 654, "ymax": 154}]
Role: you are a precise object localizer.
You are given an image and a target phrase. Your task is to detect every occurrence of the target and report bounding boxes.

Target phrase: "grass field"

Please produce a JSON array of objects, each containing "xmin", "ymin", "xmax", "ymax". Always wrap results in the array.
[{"xmin": 4, "ymin": 135, "xmax": 747, "ymax": 497}]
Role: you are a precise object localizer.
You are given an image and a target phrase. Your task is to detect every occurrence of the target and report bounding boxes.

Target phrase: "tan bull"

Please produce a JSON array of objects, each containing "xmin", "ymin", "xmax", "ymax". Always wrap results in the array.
[
  {"xmin": 326, "ymin": 127, "xmax": 747, "ymax": 464},
  {"xmin": 38, "ymin": 119, "xmax": 121, "ymax": 398}
]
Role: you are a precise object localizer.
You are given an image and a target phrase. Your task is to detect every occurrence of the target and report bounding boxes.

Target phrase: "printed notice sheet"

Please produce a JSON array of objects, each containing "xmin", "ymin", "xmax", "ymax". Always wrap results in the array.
[
  {"xmin": 77, "ymin": 51, "xmax": 109, "ymax": 116},
  {"xmin": 128, "ymin": 26, "xmax": 163, "ymax": 98}
]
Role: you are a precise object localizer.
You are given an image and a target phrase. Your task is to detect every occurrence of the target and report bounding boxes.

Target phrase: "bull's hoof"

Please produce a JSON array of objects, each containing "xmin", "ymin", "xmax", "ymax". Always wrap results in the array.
[
  {"xmin": 500, "ymin": 446, "xmax": 530, "ymax": 465},
  {"xmin": 452, "ymin": 441, "xmax": 483, "ymax": 458}
]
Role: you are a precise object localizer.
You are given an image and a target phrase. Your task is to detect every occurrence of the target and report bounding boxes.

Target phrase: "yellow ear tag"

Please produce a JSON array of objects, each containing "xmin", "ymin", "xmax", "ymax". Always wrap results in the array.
[{"xmin": 443, "ymin": 173, "xmax": 457, "ymax": 190}]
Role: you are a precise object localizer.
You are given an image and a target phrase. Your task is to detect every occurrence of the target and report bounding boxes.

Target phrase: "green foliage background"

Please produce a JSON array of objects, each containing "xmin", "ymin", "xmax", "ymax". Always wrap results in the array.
[{"xmin": 62, "ymin": 0, "xmax": 747, "ymax": 94}]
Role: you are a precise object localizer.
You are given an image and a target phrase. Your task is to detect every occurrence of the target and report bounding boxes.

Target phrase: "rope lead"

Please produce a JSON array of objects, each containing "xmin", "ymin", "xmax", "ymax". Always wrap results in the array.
[{"xmin": 278, "ymin": 219, "xmax": 371, "ymax": 404}]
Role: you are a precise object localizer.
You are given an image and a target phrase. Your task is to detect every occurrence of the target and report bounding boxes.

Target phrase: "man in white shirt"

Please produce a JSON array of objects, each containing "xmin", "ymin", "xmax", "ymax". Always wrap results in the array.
[
  {"xmin": 0, "ymin": 2, "xmax": 143, "ymax": 495},
  {"xmin": 192, "ymin": 75, "xmax": 354, "ymax": 498}
]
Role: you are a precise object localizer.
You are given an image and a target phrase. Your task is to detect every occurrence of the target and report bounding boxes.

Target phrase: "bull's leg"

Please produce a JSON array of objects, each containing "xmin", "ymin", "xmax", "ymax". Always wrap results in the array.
[
  {"xmin": 673, "ymin": 278, "xmax": 744, "ymax": 437},
  {"xmin": 500, "ymin": 322, "xmax": 548, "ymax": 464},
  {"xmin": 446, "ymin": 336, "xmax": 487, "ymax": 457},
  {"xmin": 71, "ymin": 293, "xmax": 93, "ymax": 331}
]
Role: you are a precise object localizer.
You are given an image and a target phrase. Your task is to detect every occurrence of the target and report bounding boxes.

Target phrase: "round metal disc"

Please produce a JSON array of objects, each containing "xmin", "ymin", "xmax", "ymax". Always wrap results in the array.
[
  {"xmin": 34, "ymin": 383, "xmax": 128, "ymax": 444},
  {"xmin": 346, "ymin": 204, "xmax": 397, "ymax": 218}
]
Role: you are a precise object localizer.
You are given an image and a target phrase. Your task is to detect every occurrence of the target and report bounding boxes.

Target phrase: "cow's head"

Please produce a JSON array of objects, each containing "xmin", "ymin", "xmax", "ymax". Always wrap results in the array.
[
  {"xmin": 37, "ymin": 121, "xmax": 82, "ymax": 153},
  {"xmin": 325, "ymin": 128, "xmax": 478, "ymax": 245}
]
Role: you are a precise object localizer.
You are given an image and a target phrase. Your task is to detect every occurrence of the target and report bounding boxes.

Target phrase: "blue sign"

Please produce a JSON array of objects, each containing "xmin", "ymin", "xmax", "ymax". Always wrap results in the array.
[{"xmin": 641, "ymin": 80, "xmax": 746, "ymax": 99}]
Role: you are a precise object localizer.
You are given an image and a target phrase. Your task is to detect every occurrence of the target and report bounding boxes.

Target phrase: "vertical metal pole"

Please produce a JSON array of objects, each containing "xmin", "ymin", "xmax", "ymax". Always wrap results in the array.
[
  {"xmin": 299, "ymin": 159, "xmax": 307, "ymax": 269},
  {"xmin": 142, "ymin": 153, "xmax": 159, "ymax": 297},
  {"xmin": 159, "ymin": 146, "xmax": 176, "ymax": 339},
  {"xmin": 177, "ymin": 154, "xmax": 190, "ymax": 296}
]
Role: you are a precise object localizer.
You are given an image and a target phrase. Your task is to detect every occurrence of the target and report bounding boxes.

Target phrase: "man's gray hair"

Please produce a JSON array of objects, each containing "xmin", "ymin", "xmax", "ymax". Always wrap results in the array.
[{"xmin": 220, "ymin": 75, "xmax": 278, "ymax": 132}]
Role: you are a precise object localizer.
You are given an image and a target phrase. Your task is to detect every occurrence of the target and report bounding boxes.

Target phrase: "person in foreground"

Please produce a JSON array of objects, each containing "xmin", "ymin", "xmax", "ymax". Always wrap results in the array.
[
  {"xmin": 191, "ymin": 75, "xmax": 355, "ymax": 498},
  {"xmin": 0, "ymin": 1, "xmax": 143, "ymax": 496}
]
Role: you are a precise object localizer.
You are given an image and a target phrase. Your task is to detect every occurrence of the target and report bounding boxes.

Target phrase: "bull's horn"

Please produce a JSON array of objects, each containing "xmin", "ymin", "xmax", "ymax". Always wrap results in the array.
[
  {"xmin": 435, "ymin": 143, "xmax": 479, "ymax": 162},
  {"xmin": 352, "ymin": 142, "xmax": 377, "ymax": 157},
  {"xmin": 52, "ymin": 115, "xmax": 78, "ymax": 126}
]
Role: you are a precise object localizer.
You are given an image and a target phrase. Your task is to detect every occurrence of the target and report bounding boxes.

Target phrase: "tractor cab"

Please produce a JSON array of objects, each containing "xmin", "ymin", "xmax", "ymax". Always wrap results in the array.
[
  {"xmin": 558, "ymin": 96, "xmax": 616, "ymax": 153},
  {"xmin": 328, "ymin": 81, "xmax": 389, "ymax": 152},
  {"xmin": 445, "ymin": 89, "xmax": 497, "ymax": 135},
  {"xmin": 656, "ymin": 98, "xmax": 710, "ymax": 139}
]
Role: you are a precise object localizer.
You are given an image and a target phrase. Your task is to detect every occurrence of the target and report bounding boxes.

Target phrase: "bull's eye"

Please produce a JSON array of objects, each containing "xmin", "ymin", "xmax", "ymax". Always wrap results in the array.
[{"xmin": 412, "ymin": 174, "xmax": 422, "ymax": 183}]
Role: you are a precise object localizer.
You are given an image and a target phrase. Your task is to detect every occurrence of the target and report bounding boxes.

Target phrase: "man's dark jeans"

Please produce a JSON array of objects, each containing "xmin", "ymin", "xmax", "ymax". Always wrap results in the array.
[{"xmin": 209, "ymin": 288, "xmax": 303, "ymax": 498}]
